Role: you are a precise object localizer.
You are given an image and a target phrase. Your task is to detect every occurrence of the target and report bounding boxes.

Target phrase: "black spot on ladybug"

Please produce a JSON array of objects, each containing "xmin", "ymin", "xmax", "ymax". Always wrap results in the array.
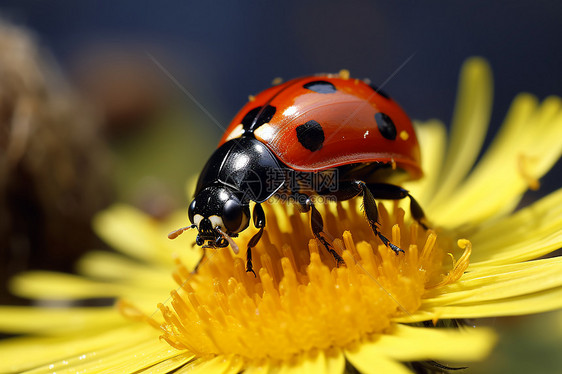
[
  {"xmin": 303, "ymin": 80, "xmax": 337, "ymax": 94},
  {"xmin": 375, "ymin": 112, "xmax": 397, "ymax": 140},
  {"xmin": 241, "ymin": 107, "xmax": 262, "ymax": 128},
  {"xmin": 241, "ymin": 105, "xmax": 277, "ymax": 132},
  {"xmin": 253, "ymin": 105, "xmax": 276, "ymax": 130},
  {"xmin": 296, "ymin": 120, "xmax": 325, "ymax": 152},
  {"xmin": 369, "ymin": 84, "xmax": 391, "ymax": 100}
]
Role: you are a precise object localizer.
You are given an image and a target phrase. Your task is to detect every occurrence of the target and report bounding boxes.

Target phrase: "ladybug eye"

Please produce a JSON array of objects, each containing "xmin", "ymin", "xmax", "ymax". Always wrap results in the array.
[
  {"xmin": 222, "ymin": 199, "xmax": 250, "ymax": 233},
  {"xmin": 222, "ymin": 199, "xmax": 243, "ymax": 232},
  {"xmin": 188, "ymin": 199, "xmax": 197, "ymax": 223}
]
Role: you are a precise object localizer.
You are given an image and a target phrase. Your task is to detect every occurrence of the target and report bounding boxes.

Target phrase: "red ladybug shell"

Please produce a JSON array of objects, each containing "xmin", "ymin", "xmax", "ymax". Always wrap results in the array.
[{"xmin": 219, "ymin": 74, "xmax": 422, "ymax": 180}]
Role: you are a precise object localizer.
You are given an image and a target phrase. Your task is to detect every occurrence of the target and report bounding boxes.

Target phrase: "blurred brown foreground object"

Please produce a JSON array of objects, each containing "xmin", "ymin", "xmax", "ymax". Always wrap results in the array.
[{"xmin": 0, "ymin": 22, "xmax": 112, "ymax": 303}]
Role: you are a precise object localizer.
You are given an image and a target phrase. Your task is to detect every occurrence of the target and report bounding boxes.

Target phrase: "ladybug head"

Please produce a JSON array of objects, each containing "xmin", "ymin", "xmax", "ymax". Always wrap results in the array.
[{"xmin": 188, "ymin": 185, "xmax": 250, "ymax": 248}]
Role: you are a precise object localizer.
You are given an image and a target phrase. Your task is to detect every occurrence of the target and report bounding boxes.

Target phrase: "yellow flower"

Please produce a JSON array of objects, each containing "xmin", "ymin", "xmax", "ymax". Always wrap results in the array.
[{"xmin": 1, "ymin": 57, "xmax": 562, "ymax": 374}]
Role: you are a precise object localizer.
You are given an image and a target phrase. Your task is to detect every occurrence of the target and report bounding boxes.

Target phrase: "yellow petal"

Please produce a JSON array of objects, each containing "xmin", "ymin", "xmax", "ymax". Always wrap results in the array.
[
  {"xmin": 93, "ymin": 205, "xmax": 200, "ymax": 267},
  {"xmin": 469, "ymin": 187, "xmax": 562, "ymax": 244},
  {"xmin": 0, "ymin": 306, "xmax": 123, "ymax": 334},
  {"xmin": 345, "ymin": 345, "xmax": 412, "ymax": 374},
  {"xmin": 136, "ymin": 352, "xmax": 194, "ymax": 374},
  {"xmin": 89, "ymin": 341, "xmax": 185, "ymax": 374},
  {"xmin": 468, "ymin": 188, "xmax": 562, "ymax": 265},
  {"xmin": 323, "ymin": 349, "xmax": 346, "ymax": 374},
  {"xmin": 76, "ymin": 251, "xmax": 179, "ymax": 298},
  {"xmin": 455, "ymin": 256, "xmax": 562, "ymax": 285},
  {"xmin": 22, "ymin": 332, "xmax": 182, "ymax": 374},
  {"xmin": 276, "ymin": 350, "xmax": 345, "ymax": 374},
  {"xmin": 93, "ymin": 204, "xmax": 163, "ymax": 263},
  {"xmin": 428, "ymin": 57, "xmax": 493, "ymax": 208},
  {"xmin": 243, "ymin": 360, "xmax": 272, "ymax": 374},
  {"xmin": 9, "ymin": 271, "xmax": 125, "ymax": 299},
  {"xmin": 431, "ymin": 95, "xmax": 562, "ymax": 227},
  {"xmin": 0, "ymin": 325, "xmax": 153, "ymax": 373},
  {"xmin": 350, "ymin": 324, "xmax": 495, "ymax": 363},
  {"xmin": 470, "ymin": 228, "xmax": 562, "ymax": 269},
  {"xmin": 174, "ymin": 355, "xmax": 243, "ymax": 374},
  {"xmin": 7, "ymin": 270, "xmax": 170, "ymax": 314},
  {"xmin": 424, "ymin": 257, "xmax": 562, "ymax": 307},
  {"xmin": 76, "ymin": 250, "xmax": 170, "ymax": 284},
  {"xmin": 405, "ymin": 120, "xmax": 447, "ymax": 206},
  {"xmin": 427, "ymin": 286, "xmax": 562, "ymax": 319}
]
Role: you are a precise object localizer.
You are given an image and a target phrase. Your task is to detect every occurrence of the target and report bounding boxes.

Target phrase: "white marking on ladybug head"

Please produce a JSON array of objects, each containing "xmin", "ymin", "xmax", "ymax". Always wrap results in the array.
[
  {"xmin": 209, "ymin": 215, "xmax": 226, "ymax": 232},
  {"xmin": 193, "ymin": 214, "xmax": 203, "ymax": 228}
]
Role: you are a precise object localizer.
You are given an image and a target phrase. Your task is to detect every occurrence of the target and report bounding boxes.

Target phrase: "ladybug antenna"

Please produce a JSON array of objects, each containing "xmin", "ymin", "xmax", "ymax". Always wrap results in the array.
[
  {"xmin": 168, "ymin": 224, "xmax": 197, "ymax": 240},
  {"xmin": 215, "ymin": 226, "xmax": 240, "ymax": 254}
]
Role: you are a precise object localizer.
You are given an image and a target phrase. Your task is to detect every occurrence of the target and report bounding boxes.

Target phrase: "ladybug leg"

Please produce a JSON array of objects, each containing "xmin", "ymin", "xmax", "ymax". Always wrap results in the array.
[
  {"xmin": 355, "ymin": 181, "xmax": 404, "ymax": 255},
  {"xmin": 246, "ymin": 203, "xmax": 265, "ymax": 277},
  {"xmin": 407, "ymin": 193, "xmax": 428, "ymax": 230},
  {"xmin": 296, "ymin": 194, "xmax": 345, "ymax": 266},
  {"xmin": 365, "ymin": 183, "xmax": 429, "ymax": 230}
]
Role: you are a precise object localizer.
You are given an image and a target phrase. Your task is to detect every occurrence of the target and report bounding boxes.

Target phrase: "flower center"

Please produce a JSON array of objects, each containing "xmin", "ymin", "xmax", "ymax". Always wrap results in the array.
[{"xmin": 133, "ymin": 200, "xmax": 467, "ymax": 361}]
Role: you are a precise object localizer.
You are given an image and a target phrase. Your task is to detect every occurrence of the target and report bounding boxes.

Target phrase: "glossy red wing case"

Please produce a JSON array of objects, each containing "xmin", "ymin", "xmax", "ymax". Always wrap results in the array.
[{"xmin": 219, "ymin": 75, "xmax": 422, "ymax": 179}]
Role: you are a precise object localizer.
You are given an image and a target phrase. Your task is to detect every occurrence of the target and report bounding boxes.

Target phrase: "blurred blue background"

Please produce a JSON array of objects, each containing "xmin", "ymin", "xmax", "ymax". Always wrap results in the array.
[
  {"xmin": 1, "ymin": 1, "xmax": 562, "ymax": 372},
  {"xmin": 3, "ymin": 0, "xmax": 560, "ymax": 196},
  {"xmin": 2, "ymin": 1, "xmax": 560, "ymax": 128}
]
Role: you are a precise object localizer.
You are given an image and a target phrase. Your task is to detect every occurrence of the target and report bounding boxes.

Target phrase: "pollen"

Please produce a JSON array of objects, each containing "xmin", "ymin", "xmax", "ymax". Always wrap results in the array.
[
  {"xmin": 400, "ymin": 130, "xmax": 410, "ymax": 140},
  {"xmin": 139, "ymin": 200, "xmax": 468, "ymax": 361},
  {"xmin": 339, "ymin": 69, "xmax": 350, "ymax": 80}
]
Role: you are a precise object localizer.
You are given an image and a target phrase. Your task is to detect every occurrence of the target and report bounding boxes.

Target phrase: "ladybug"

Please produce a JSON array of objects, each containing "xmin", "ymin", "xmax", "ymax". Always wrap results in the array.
[{"xmin": 169, "ymin": 72, "xmax": 427, "ymax": 276}]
